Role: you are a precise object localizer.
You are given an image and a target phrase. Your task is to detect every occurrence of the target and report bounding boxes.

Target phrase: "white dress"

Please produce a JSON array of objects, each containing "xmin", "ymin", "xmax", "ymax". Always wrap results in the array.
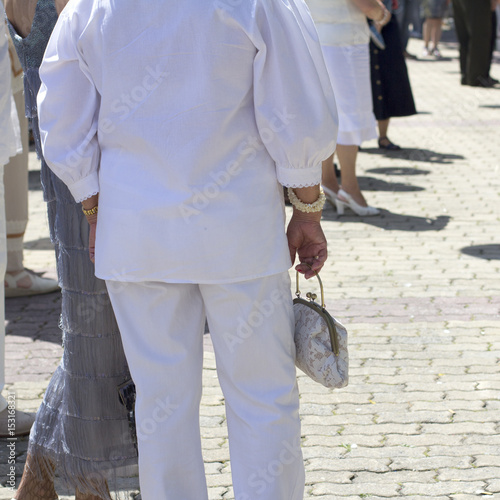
[
  {"xmin": 0, "ymin": 6, "xmax": 21, "ymax": 168},
  {"xmin": 307, "ymin": 0, "xmax": 377, "ymax": 145}
]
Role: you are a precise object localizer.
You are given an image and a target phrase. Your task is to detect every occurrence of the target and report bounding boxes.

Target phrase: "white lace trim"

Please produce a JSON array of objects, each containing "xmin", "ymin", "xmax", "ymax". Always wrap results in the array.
[
  {"xmin": 276, "ymin": 163, "xmax": 322, "ymax": 188},
  {"xmin": 280, "ymin": 180, "xmax": 320, "ymax": 188},
  {"xmin": 75, "ymin": 190, "xmax": 99, "ymax": 203}
]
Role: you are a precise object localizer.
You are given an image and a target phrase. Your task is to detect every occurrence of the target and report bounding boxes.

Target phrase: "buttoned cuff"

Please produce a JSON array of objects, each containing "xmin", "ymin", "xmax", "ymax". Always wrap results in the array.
[
  {"xmin": 68, "ymin": 172, "xmax": 100, "ymax": 203},
  {"xmin": 276, "ymin": 163, "xmax": 322, "ymax": 188}
]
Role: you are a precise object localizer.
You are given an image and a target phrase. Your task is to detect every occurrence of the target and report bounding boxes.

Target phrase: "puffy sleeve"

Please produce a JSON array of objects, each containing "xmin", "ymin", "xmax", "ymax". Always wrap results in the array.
[
  {"xmin": 252, "ymin": 0, "xmax": 338, "ymax": 188},
  {"xmin": 37, "ymin": 10, "xmax": 100, "ymax": 203}
]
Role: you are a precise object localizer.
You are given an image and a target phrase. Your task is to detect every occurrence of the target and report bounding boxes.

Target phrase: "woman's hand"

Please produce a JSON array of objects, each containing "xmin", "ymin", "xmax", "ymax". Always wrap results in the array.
[
  {"xmin": 82, "ymin": 194, "xmax": 99, "ymax": 263},
  {"xmin": 87, "ymin": 217, "xmax": 97, "ymax": 263},
  {"xmin": 350, "ymin": 0, "xmax": 391, "ymax": 25},
  {"xmin": 287, "ymin": 210, "xmax": 328, "ymax": 280}
]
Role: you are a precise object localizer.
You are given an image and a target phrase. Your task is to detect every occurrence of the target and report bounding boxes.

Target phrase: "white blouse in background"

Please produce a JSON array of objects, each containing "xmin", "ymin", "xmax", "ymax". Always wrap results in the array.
[
  {"xmin": 305, "ymin": 0, "xmax": 370, "ymax": 46},
  {"xmin": 38, "ymin": 0, "xmax": 338, "ymax": 284},
  {"xmin": 0, "ymin": 4, "xmax": 21, "ymax": 168}
]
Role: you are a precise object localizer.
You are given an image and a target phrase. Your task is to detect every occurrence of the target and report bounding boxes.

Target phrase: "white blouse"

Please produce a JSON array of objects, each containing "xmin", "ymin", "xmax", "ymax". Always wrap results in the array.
[
  {"xmin": 0, "ymin": 5, "xmax": 21, "ymax": 168},
  {"xmin": 306, "ymin": 0, "xmax": 370, "ymax": 46},
  {"xmin": 38, "ymin": 0, "xmax": 338, "ymax": 284}
]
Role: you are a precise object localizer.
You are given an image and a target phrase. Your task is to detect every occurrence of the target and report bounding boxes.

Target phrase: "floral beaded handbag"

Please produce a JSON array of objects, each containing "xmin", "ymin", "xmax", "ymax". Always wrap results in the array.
[{"xmin": 293, "ymin": 268, "xmax": 349, "ymax": 389}]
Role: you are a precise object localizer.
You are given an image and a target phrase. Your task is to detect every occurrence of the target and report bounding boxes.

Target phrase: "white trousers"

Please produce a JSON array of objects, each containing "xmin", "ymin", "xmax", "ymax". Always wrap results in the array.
[{"xmin": 107, "ymin": 272, "xmax": 304, "ymax": 500}]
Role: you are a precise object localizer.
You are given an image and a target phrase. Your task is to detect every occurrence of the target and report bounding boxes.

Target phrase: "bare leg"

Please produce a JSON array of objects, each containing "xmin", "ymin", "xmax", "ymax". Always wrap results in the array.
[
  {"xmin": 378, "ymin": 119, "xmax": 389, "ymax": 139},
  {"xmin": 423, "ymin": 20, "xmax": 430, "ymax": 49},
  {"xmin": 14, "ymin": 455, "xmax": 58, "ymax": 500},
  {"xmin": 321, "ymin": 153, "xmax": 340, "ymax": 193},
  {"xmin": 429, "ymin": 18, "xmax": 443, "ymax": 50},
  {"xmin": 336, "ymin": 144, "xmax": 368, "ymax": 207},
  {"xmin": 75, "ymin": 482, "xmax": 111, "ymax": 500}
]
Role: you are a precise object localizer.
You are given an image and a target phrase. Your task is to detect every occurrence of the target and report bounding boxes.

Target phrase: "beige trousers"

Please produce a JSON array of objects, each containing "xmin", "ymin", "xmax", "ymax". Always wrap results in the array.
[{"xmin": 4, "ymin": 88, "xmax": 29, "ymax": 272}]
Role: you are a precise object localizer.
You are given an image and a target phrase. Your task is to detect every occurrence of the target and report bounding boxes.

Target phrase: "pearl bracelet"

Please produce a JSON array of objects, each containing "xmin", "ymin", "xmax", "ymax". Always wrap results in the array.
[
  {"xmin": 287, "ymin": 188, "xmax": 326, "ymax": 213},
  {"xmin": 376, "ymin": 8, "xmax": 390, "ymax": 25}
]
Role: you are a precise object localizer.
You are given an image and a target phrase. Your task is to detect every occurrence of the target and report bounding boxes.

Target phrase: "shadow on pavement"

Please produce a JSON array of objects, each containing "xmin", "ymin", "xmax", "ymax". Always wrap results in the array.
[
  {"xmin": 361, "ymin": 147, "xmax": 465, "ymax": 164},
  {"xmin": 412, "ymin": 56, "xmax": 454, "ymax": 63},
  {"xmin": 28, "ymin": 169, "xmax": 42, "ymax": 191},
  {"xmin": 366, "ymin": 167, "xmax": 431, "ymax": 176},
  {"xmin": 5, "ymin": 292, "xmax": 62, "ymax": 344},
  {"xmin": 358, "ymin": 176, "xmax": 425, "ymax": 192},
  {"xmin": 322, "ymin": 208, "xmax": 451, "ymax": 232},
  {"xmin": 23, "ymin": 237, "xmax": 55, "ymax": 251},
  {"xmin": 461, "ymin": 244, "xmax": 500, "ymax": 260}
]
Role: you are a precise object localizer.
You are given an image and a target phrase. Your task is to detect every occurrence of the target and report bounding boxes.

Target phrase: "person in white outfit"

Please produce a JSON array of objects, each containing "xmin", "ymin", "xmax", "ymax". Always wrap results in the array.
[
  {"xmin": 307, "ymin": 0, "xmax": 390, "ymax": 216},
  {"xmin": 0, "ymin": 0, "xmax": 35, "ymax": 437},
  {"xmin": 37, "ymin": 1, "xmax": 338, "ymax": 499},
  {"xmin": 3, "ymin": 36, "xmax": 59, "ymax": 298}
]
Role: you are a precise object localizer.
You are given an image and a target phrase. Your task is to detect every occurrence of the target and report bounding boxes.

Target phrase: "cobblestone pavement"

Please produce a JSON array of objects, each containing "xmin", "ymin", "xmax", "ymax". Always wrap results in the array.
[{"xmin": 1, "ymin": 34, "xmax": 500, "ymax": 500}]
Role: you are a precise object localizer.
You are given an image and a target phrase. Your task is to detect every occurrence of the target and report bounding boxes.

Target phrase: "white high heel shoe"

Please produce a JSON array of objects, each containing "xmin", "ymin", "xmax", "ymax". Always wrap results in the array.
[
  {"xmin": 322, "ymin": 185, "xmax": 340, "ymax": 207},
  {"xmin": 336, "ymin": 188, "xmax": 380, "ymax": 216}
]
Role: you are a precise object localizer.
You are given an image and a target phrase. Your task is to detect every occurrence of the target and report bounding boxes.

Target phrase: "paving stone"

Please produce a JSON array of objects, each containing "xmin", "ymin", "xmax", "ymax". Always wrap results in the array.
[
  {"xmin": 438, "ymin": 467, "xmax": 500, "ymax": 482},
  {"xmin": 401, "ymin": 481, "xmax": 486, "ymax": 496},
  {"xmin": 310, "ymin": 482, "xmax": 400, "ymax": 497},
  {"xmin": 352, "ymin": 470, "xmax": 436, "ymax": 484},
  {"xmin": 384, "ymin": 434, "xmax": 465, "ymax": 447},
  {"xmin": 391, "ymin": 456, "xmax": 472, "ymax": 471},
  {"xmin": 486, "ymin": 479, "xmax": 500, "ymax": 493},
  {"xmin": 306, "ymin": 457, "xmax": 390, "ymax": 473}
]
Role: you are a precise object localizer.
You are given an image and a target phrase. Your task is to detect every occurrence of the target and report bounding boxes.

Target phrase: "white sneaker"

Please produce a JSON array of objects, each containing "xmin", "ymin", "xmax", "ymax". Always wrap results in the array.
[{"xmin": 432, "ymin": 47, "xmax": 442, "ymax": 58}]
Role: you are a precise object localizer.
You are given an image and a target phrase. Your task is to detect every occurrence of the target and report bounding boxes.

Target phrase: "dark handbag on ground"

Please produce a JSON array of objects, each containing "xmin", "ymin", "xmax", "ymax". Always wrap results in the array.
[
  {"xmin": 293, "ymin": 269, "xmax": 349, "ymax": 389},
  {"xmin": 118, "ymin": 379, "xmax": 138, "ymax": 450}
]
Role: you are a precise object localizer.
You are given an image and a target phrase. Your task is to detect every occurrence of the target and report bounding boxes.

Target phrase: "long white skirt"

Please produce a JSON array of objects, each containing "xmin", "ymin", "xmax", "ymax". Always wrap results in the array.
[{"xmin": 321, "ymin": 43, "xmax": 377, "ymax": 146}]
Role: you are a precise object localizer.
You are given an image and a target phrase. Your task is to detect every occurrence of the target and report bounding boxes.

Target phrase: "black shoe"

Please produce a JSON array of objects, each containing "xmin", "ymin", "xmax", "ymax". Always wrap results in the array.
[
  {"xmin": 470, "ymin": 77, "xmax": 498, "ymax": 88},
  {"xmin": 378, "ymin": 137, "xmax": 401, "ymax": 151}
]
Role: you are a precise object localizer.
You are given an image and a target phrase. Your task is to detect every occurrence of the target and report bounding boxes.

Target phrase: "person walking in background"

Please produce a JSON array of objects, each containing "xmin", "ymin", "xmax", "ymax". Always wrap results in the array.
[
  {"xmin": 0, "ymin": 0, "xmax": 36, "ymax": 439},
  {"xmin": 395, "ymin": 0, "xmax": 421, "ymax": 58},
  {"xmin": 5, "ymin": 0, "xmax": 138, "ymax": 498},
  {"xmin": 4, "ymin": 37, "xmax": 59, "ymax": 298},
  {"xmin": 37, "ymin": 0, "xmax": 338, "ymax": 498},
  {"xmin": 370, "ymin": 0, "xmax": 417, "ymax": 150},
  {"xmin": 307, "ymin": 0, "xmax": 391, "ymax": 216},
  {"xmin": 488, "ymin": 0, "xmax": 500, "ymax": 84},
  {"xmin": 421, "ymin": 0, "xmax": 450, "ymax": 58},
  {"xmin": 452, "ymin": 0, "xmax": 495, "ymax": 87}
]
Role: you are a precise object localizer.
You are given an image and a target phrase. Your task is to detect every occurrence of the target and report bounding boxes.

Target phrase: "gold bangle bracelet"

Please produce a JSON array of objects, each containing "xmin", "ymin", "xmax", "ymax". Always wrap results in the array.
[{"xmin": 82, "ymin": 205, "xmax": 98, "ymax": 217}]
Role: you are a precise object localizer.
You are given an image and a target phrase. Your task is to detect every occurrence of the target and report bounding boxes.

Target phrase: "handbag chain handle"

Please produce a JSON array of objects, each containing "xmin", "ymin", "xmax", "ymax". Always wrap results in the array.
[{"xmin": 295, "ymin": 265, "xmax": 325, "ymax": 308}]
